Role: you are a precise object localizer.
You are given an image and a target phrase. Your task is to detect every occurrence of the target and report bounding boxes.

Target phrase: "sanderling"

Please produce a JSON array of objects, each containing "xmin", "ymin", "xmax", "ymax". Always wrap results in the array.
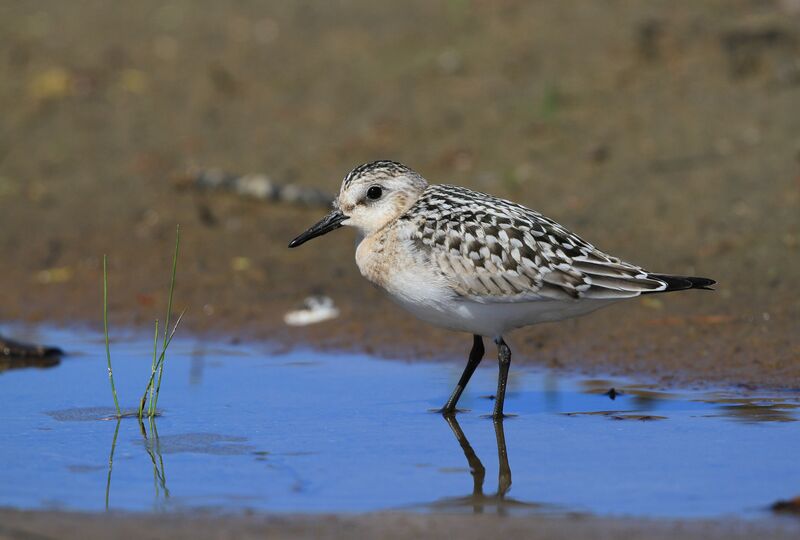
[{"xmin": 289, "ymin": 160, "xmax": 714, "ymax": 418}]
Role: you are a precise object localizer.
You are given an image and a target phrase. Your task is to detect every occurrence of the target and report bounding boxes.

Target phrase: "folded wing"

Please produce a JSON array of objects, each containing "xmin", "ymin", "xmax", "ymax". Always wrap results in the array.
[{"xmin": 405, "ymin": 185, "xmax": 672, "ymax": 303}]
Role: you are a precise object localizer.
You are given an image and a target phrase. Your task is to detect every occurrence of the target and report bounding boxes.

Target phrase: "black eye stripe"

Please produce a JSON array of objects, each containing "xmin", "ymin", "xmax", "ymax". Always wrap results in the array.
[{"xmin": 366, "ymin": 186, "xmax": 383, "ymax": 200}]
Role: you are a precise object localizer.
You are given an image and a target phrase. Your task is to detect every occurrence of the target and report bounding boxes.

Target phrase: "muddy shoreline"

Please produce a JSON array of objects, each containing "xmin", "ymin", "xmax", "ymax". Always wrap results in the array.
[{"xmin": 1, "ymin": 509, "xmax": 798, "ymax": 540}]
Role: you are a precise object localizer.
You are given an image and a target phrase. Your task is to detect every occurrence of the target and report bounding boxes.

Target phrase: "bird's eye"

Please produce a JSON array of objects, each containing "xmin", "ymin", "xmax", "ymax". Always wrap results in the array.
[{"xmin": 366, "ymin": 186, "xmax": 383, "ymax": 200}]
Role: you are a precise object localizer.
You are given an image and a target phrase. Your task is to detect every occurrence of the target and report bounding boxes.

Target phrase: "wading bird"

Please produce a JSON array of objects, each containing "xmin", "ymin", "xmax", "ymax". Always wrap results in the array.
[{"xmin": 289, "ymin": 161, "xmax": 714, "ymax": 418}]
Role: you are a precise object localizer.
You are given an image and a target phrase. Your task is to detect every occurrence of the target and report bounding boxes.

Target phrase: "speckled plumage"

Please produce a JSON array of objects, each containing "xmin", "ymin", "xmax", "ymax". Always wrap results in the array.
[{"xmin": 399, "ymin": 183, "xmax": 668, "ymax": 302}]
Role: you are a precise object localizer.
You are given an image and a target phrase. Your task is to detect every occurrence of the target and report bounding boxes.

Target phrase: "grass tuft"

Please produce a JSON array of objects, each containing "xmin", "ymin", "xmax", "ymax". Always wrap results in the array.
[{"xmin": 103, "ymin": 225, "xmax": 184, "ymax": 420}]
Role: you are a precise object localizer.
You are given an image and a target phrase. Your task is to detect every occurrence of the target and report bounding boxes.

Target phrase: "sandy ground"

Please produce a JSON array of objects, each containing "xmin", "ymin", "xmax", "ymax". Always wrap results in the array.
[
  {"xmin": 1, "ymin": 0, "xmax": 799, "ymax": 537},
  {"xmin": 0, "ymin": 509, "xmax": 799, "ymax": 540}
]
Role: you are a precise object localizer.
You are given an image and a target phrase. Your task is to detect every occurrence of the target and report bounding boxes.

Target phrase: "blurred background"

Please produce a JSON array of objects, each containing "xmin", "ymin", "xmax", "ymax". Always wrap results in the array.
[{"xmin": 0, "ymin": 0, "xmax": 798, "ymax": 384}]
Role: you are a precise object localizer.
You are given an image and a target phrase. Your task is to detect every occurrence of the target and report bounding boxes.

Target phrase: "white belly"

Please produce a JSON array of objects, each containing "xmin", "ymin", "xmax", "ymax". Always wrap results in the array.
[{"xmin": 383, "ymin": 263, "xmax": 613, "ymax": 338}]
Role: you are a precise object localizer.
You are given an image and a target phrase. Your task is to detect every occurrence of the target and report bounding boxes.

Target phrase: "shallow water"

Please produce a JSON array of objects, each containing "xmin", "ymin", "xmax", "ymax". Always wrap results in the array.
[{"xmin": 0, "ymin": 326, "xmax": 798, "ymax": 518}]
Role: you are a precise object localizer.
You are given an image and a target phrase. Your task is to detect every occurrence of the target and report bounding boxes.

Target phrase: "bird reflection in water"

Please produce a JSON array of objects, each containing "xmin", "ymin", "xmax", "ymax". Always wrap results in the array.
[{"xmin": 429, "ymin": 415, "xmax": 544, "ymax": 515}]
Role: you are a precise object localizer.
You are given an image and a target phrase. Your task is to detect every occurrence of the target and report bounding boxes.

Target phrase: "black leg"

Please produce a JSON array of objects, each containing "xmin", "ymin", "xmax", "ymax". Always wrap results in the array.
[
  {"xmin": 492, "ymin": 337, "xmax": 511, "ymax": 419},
  {"xmin": 440, "ymin": 335, "xmax": 484, "ymax": 415}
]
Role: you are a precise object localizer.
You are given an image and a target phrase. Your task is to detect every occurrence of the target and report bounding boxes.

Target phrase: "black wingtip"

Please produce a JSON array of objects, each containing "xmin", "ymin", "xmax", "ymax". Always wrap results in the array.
[
  {"xmin": 685, "ymin": 276, "xmax": 716, "ymax": 291},
  {"xmin": 645, "ymin": 274, "xmax": 716, "ymax": 293}
]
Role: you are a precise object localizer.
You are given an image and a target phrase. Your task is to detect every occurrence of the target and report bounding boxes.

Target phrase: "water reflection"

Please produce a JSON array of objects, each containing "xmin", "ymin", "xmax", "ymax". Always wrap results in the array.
[
  {"xmin": 579, "ymin": 379, "xmax": 677, "ymax": 404},
  {"xmin": 428, "ymin": 416, "xmax": 545, "ymax": 515},
  {"xmin": 698, "ymin": 396, "xmax": 800, "ymax": 424},
  {"xmin": 0, "ymin": 355, "xmax": 60, "ymax": 372},
  {"xmin": 579, "ymin": 380, "xmax": 800, "ymax": 423},
  {"xmin": 104, "ymin": 419, "xmax": 120, "ymax": 510},
  {"xmin": 189, "ymin": 346, "xmax": 206, "ymax": 386},
  {"xmin": 105, "ymin": 417, "xmax": 169, "ymax": 510},
  {"xmin": 140, "ymin": 418, "xmax": 170, "ymax": 502}
]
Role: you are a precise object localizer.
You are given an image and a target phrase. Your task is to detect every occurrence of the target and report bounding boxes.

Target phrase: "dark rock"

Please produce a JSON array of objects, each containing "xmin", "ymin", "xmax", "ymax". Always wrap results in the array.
[{"xmin": 0, "ymin": 335, "xmax": 63, "ymax": 358}]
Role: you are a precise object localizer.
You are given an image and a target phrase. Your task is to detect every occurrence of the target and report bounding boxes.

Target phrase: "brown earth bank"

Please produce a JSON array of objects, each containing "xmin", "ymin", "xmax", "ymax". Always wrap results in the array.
[
  {"xmin": 1, "ymin": 510, "xmax": 799, "ymax": 540},
  {"xmin": 0, "ymin": 0, "xmax": 799, "ymax": 389}
]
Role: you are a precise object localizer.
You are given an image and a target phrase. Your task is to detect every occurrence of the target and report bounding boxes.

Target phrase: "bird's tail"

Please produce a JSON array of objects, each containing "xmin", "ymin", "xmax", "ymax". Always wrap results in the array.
[{"xmin": 644, "ymin": 274, "xmax": 716, "ymax": 293}]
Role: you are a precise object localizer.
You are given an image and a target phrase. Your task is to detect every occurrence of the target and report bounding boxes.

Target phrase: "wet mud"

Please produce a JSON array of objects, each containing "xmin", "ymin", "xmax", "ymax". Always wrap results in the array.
[{"xmin": 1, "ymin": 510, "xmax": 799, "ymax": 540}]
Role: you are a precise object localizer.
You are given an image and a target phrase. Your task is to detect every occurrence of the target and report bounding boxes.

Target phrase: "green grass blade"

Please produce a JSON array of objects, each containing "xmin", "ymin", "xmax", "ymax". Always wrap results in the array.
[
  {"xmin": 103, "ymin": 255, "xmax": 121, "ymax": 418},
  {"xmin": 162, "ymin": 224, "xmax": 180, "ymax": 350},
  {"xmin": 141, "ymin": 312, "xmax": 185, "ymax": 413},
  {"xmin": 149, "ymin": 308, "xmax": 185, "ymax": 416},
  {"xmin": 148, "ymin": 319, "xmax": 159, "ymax": 413},
  {"xmin": 138, "ymin": 319, "xmax": 160, "ymax": 419},
  {"xmin": 150, "ymin": 225, "xmax": 180, "ymax": 416}
]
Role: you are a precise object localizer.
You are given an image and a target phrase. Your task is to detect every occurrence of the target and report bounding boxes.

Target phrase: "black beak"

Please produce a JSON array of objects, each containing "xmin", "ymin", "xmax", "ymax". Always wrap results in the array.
[{"xmin": 288, "ymin": 209, "xmax": 348, "ymax": 248}]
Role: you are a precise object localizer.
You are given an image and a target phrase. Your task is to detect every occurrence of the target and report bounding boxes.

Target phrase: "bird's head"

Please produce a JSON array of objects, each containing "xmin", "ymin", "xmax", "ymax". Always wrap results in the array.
[{"xmin": 288, "ymin": 160, "xmax": 427, "ymax": 247}]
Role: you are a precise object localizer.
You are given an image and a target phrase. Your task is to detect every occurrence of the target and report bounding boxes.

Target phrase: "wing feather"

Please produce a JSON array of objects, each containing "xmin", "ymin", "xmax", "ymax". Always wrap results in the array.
[{"xmin": 404, "ymin": 185, "xmax": 667, "ymax": 303}]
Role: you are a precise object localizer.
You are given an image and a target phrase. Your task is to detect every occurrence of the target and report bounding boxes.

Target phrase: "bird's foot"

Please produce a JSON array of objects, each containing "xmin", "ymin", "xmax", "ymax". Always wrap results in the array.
[
  {"xmin": 429, "ymin": 407, "xmax": 470, "ymax": 416},
  {"xmin": 480, "ymin": 412, "xmax": 518, "ymax": 420}
]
